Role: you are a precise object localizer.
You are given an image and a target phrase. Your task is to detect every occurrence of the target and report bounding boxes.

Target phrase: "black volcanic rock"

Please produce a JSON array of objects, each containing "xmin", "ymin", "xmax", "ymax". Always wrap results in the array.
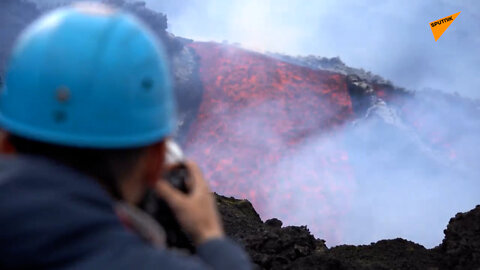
[
  {"xmin": 216, "ymin": 194, "xmax": 328, "ymax": 269},
  {"xmin": 440, "ymin": 205, "xmax": 480, "ymax": 269},
  {"xmin": 217, "ymin": 194, "xmax": 480, "ymax": 270},
  {"xmin": 328, "ymin": 239, "xmax": 441, "ymax": 270}
]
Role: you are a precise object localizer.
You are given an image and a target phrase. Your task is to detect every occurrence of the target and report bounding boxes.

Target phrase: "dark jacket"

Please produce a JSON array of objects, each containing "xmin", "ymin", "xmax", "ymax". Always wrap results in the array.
[{"xmin": 0, "ymin": 156, "xmax": 251, "ymax": 270}]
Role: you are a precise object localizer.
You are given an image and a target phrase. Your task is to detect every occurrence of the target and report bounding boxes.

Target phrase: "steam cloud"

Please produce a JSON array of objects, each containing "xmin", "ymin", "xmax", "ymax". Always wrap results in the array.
[{"xmin": 21, "ymin": 0, "xmax": 480, "ymax": 248}]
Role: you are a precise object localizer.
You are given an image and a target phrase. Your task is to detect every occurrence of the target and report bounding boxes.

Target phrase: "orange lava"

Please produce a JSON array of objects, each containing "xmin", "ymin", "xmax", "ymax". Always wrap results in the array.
[{"xmin": 185, "ymin": 42, "xmax": 354, "ymax": 241}]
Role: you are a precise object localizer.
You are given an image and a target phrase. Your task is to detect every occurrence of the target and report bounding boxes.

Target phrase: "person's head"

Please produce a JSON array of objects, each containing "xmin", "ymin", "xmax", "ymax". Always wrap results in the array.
[{"xmin": 0, "ymin": 3, "xmax": 177, "ymax": 204}]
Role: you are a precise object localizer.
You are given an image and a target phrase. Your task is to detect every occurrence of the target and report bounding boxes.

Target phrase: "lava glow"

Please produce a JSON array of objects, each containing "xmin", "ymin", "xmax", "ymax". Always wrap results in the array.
[{"xmin": 185, "ymin": 42, "xmax": 354, "ymax": 242}]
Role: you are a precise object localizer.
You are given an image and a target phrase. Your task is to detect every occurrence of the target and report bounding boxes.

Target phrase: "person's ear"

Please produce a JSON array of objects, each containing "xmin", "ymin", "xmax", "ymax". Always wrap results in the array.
[
  {"xmin": 0, "ymin": 132, "xmax": 16, "ymax": 154},
  {"xmin": 143, "ymin": 140, "xmax": 166, "ymax": 187}
]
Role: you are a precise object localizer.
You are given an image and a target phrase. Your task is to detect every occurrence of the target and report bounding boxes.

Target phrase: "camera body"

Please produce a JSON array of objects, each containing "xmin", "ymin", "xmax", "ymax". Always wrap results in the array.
[{"xmin": 139, "ymin": 140, "xmax": 195, "ymax": 252}]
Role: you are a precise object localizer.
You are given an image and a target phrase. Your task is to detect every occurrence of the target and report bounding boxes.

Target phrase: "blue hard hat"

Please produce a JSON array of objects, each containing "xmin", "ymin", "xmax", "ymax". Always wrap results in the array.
[{"xmin": 0, "ymin": 3, "xmax": 176, "ymax": 148}]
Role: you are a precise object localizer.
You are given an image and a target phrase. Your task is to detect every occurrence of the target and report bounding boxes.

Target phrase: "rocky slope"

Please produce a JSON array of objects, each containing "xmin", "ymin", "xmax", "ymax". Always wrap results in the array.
[{"xmin": 218, "ymin": 194, "xmax": 479, "ymax": 269}]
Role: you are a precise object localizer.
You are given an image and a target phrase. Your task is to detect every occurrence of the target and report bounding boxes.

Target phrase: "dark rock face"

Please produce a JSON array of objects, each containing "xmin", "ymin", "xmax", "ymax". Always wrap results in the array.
[
  {"xmin": 440, "ymin": 205, "xmax": 480, "ymax": 269},
  {"xmin": 216, "ymin": 195, "xmax": 329, "ymax": 269},
  {"xmin": 217, "ymin": 194, "xmax": 479, "ymax": 270},
  {"xmin": 329, "ymin": 239, "xmax": 441, "ymax": 270}
]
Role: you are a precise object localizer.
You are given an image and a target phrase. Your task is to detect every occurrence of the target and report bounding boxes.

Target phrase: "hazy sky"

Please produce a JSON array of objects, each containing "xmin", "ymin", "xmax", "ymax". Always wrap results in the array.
[{"xmin": 142, "ymin": 0, "xmax": 480, "ymax": 98}]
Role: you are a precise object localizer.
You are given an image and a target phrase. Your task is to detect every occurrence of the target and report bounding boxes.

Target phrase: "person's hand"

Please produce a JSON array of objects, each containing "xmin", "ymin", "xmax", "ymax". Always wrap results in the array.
[{"xmin": 155, "ymin": 161, "xmax": 225, "ymax": 245}]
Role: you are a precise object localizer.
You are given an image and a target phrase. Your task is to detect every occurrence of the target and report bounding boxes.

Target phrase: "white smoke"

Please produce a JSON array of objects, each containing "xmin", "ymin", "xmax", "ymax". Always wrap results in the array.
[{"xmin": 255, "ymin": 93, "xmax": 479, "ymax": 247}]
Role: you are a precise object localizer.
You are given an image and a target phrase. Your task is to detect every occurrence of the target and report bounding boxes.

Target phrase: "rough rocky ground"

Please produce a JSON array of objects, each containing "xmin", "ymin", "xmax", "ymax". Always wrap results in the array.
[
  {"xmin": 439, "ymin": 205, "xmax": 480, "ymax": 269},
  {"xmin": 217, "ymin": 194, "xmax": 480, "ymax": 270}
]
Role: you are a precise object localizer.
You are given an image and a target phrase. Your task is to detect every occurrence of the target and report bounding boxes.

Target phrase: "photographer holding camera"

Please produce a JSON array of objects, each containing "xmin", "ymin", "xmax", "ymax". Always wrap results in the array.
[{"xmin": 0, "ymin": 3, "xmax": 251, "ymax": 270}]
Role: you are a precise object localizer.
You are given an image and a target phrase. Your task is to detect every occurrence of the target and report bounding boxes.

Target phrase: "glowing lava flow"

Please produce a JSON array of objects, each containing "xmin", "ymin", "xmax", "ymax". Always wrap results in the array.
[{"xmin": 185, "ymin": 42, "xmax": 354, "ymax": 242}]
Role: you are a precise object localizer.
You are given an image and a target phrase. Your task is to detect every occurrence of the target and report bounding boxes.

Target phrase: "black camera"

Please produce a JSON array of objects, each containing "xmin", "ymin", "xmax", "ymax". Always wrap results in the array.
[{"xmin": 139, "ymin": 140, "xmax": 195, "ymax": 252}]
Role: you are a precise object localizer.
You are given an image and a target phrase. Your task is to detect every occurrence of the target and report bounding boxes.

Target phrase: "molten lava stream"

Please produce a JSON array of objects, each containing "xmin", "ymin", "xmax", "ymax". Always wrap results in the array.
[{"xmin": 185, "ymin": 42, "xmax": 355, "ymax": 243}]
